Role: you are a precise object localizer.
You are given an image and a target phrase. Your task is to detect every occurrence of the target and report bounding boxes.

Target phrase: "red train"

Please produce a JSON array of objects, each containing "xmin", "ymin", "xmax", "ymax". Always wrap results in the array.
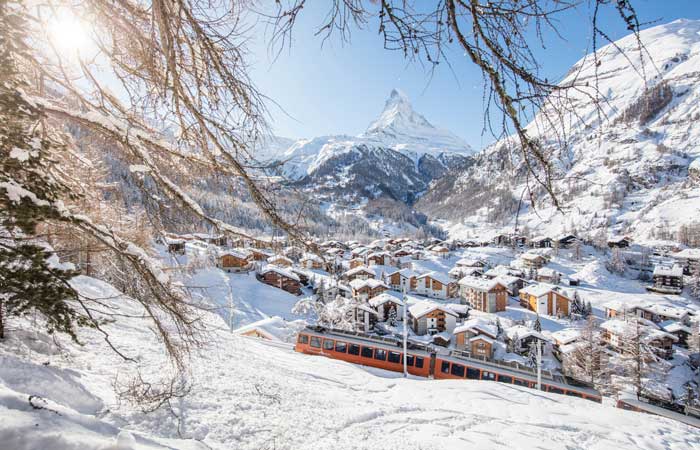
[{"xmin": 295, "ymin": 326, "xmax": 602, "ymax": 403}]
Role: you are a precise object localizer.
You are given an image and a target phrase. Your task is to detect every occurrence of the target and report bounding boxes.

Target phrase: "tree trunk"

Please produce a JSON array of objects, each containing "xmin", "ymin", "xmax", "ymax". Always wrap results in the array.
[{"xmin": 0, "ymin": 297, "xmax": 4, "ymax": 339}]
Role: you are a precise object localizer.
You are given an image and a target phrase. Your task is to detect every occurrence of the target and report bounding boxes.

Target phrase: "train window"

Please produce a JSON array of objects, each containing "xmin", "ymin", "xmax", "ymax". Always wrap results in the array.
[
  {"xmin": 513, "ymin": 378, "xmax": 529, "ymax": 387},
  {"xmin": 335, "ymin": 341, "xmax": 347, "ymax": 353},
  {"xmin": 548, "ymin": 386, "xmax": 564, "ymax": 395},
  {"xmin": 310, "ymin": 337, "xmax": 321, "ymax": 348},
  {"xmin": 374, "ymin": 349, "xmax": 387, "ymax": 361},
  {"xmin": 298, "ymin": 334, "xmax": 309, "ymax": 344},
  {"xmin": 388, "ymin": 352, "xmax": 401, "ymax": 364},
  {"xmin": 415, "ymin": 357, "xmax": 424, "ymax": 368},
  {"xmin": 361, "ymin": 346, "xmax": 374, "ymax": 358},
  {"xmin": 466, "ymin": 367, "xmax": 480, "ymax": 380},
  {"xmin": 450, "ymin": 364, "xmax": 465, "ymax": 378},
  {"xmin": 348, "ymin": 344, "xmax": 360, "ymax": 355},
  {"xmin": 497, "ymin": 375, "xmax": 513, "ymax": 384},
  {"xmin": 482, "ymin": 371, "xmax": 496, "ymax": 381},
  {"xmin": 406, "ymin": 355, "xmax": 415, "ymax": 366},
  {"xmin": 323, "ymin": 339, "xmax": 334, "ymax": 351},
  {"xmin": 565, "ymin": 391, "xmax": 583, "ymax": 398},
  {"xmin": 440, "ymin": 361, "xmax": 450, "ymax": 374}
]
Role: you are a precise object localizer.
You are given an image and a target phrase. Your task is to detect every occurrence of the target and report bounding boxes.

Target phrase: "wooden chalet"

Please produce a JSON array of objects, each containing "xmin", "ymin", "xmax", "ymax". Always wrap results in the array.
[
  {"xmin": 258, "ymin": 266, "xmax": 302, "ymax": 295},
  {"xmin": 344, "ymin": 265, "xmax": 376, "ymax": 282},
  {"xmin": 300, "ymin": 254, "xmax": 325, "ymax": 270},
  {"xmin": 368, "ymin": 292, "xmax": 404, "ymax": 322},
  {"xmin": 520, "ymin": 253, "xmax": 547, "ymax": 270},
  {"xmin": 385, "ymin": 268, "xmax": 417, "ymax": 292},
  {"xmin": 219, "ymin": 249, "xmax": 252, "ymax": 273},
  {"xmin": 600, "ymin": 319, "xmax": 677, "ymax": 360},
  {"xmin": 267, "ymin": 254, "xmax": 293, "ymax": 267},
  {"xmin": 608, "ymin": 236, "xmax": 631, "ymax": 248},
  {"xmin": 529, "ymin": 236, "xmax": 553, "ymax": 248},
  {"xmin": 349, "ymin": 279, "xmax": 388, "ymax": 301},
  {"xmin": 415, "ymin": 272, "xmax": 457, "ymax": 299},
  {"xmin": 453, "ymin": 318, "xmax": 498, "ymax": 359},
  {"xmin": 505, "ymin": 325, "xmax": 548, "ymax": 355},
  {"xmin": 648, "ymin": 264, "xmax": 684, "ymax": 294},
  {"xmin": 672, "ymin": 248, "xmax": 700, "ymax": 275},
  {"xmin": 519, "ymin": 284, "xmax": 570, "ymax": 317},
  {"xmin": 408, "ymin": 301, "xmax": 457, "ymax": 335}
]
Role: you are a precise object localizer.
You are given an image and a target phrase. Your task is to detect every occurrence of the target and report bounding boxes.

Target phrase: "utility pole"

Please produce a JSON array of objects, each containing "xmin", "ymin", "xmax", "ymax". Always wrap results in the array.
[
  {"xmin": 403, "ymin": 285, "xmax": 408, "ymax": 378},
  {"xmin": 536, "ymin": 339, "xmax": 542, "ymax": 390}
]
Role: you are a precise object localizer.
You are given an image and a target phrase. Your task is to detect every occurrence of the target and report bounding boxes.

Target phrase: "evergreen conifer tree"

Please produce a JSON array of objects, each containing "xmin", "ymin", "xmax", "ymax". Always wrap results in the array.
[{"xmin": 0, "ymin": 4, "xmax": 84, "ymax": 340}]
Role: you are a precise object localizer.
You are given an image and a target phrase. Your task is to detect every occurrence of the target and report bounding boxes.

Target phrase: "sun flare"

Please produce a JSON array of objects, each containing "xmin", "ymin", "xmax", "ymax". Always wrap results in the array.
[{"xmin": 47, "ymin": 10, "xmax": 94, "ymax": 56}]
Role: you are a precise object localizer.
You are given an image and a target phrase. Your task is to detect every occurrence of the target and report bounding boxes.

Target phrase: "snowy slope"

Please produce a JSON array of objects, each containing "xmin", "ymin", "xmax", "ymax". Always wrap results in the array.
[
  {"xmin": 1, "ymin": 275, "xmax": 698, "ymax": 450},
  {"xmin": 419, "ymin": 19, "xmax": 700, "ymax": 241}
]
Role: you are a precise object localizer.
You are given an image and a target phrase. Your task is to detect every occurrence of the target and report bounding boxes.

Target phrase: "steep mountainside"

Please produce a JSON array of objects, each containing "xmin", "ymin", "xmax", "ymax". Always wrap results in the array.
[{"xmin": 418, "ymin": 19, "xmax": 700, "ymax": 242}]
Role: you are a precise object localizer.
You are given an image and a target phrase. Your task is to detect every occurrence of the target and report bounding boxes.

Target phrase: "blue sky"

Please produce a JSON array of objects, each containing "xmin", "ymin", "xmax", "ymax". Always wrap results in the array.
[{"xmin": 248, "ymin": 1, "xmax": 700, "ymax": 149}]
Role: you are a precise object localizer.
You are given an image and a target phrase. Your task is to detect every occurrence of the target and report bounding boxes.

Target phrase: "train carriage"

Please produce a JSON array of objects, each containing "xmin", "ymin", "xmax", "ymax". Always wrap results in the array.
[{"xmin": 295, "ymin": 327, "xmax": 602, "ymax": 403}]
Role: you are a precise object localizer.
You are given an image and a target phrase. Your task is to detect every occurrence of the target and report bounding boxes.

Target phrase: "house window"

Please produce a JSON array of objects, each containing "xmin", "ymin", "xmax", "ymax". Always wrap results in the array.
[
  {"xmin": 310, "ymin": 337, "xmax": 321, "ymax": 348},
  {"xmin": 335, "ymin": 341, "xmax": 347, "ymax": 353}
]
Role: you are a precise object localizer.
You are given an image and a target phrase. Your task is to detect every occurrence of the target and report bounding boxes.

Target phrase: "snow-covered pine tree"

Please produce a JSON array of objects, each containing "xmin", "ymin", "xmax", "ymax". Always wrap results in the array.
[
  {"xmin": 388, "ymin": 306, "xmax": 397, "ymax": 326},
  {"xmin": 495, "ymin": 317, "xmax": 503, "ymax": 338},
  {"xmin": 533, "ymin": 315, "xmax": 542, "ymax": 333},
  {"xmin": 0, "ymin": 4, "xmax": 87, "ymax": 340}
]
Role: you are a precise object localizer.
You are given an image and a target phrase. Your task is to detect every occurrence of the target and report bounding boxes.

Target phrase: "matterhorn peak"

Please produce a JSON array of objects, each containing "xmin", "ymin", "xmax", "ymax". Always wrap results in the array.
[{"xmin": 362, "ymin": 89, "xmax": 473, "ymax": 156}]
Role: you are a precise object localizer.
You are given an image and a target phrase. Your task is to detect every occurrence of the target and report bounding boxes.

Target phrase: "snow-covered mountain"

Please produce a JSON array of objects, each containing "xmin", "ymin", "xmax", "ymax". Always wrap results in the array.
[
  {"xmin": 266, "ymin": 90, "xmax": 474, "ymax": 205},
  {"xmin": 418, "ymin": 19, "xmax": 700, "ymax": 242}
]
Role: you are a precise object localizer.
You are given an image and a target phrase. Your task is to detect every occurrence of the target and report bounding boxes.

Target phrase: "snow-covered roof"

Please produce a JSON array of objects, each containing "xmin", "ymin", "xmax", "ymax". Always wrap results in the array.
[
  {"xmin": 469, "ymin": 335, "xmax": 495, "ymax": 345},
  {"xmin": 349, "ymin": 278, "xmax": 388, "ymax": 290},
  {"xmin": 453, "ymin": 318, "xmax": 498, "ymax": 338},
  {"xmin": 416, "ymin": 271, "xmax": 451, "ymax": 284},
  {"xmin": 457, "ymin": 276, "xmax": 505, "ymax": 292},
  {"xmin": 520, "ymin": 283, "xmax": 569, "ymax": 299},
  {"xmin": 345, "ymin": 266, "xmax": 376, "ymax": 277},
  {"xmin": 220, "ymin": 248, "xmax": 251, "ymax": 260},
  {"xmin": 661, "ymin": 321, "xmax": 692, "ymax": 334},
  {"xmin": 673, "ymin": 248, "xmax": 700, "ymax": 260},
  {"xmin": 431, "ymin": 245, "xmax": 450, "ymax": 252},
  {"xmin": 638, "ymin": 303, "xmax": 690, "ymax": 319},
  {"xmin": 301, "ymin": 253, "xmax": 324, "ymax": 263},
  {"xmin": 521, "ymin": 253, "xmax": 546, "ymax": 262},
  {"xmin": 267, "ymin": 254, "xmax": 293, "ymax": 264},
  {"xmin": 505, "ymin": 325, "xmax": 548, "ymax": 342},
  {"xmin": 408, "ymin": 301, "xmax": 458, "ymax": 319},
  {"xmin": 455, "ymin": 257, "xmax": 485, "ymax": 267},
  {"xmin": 652, "ymin": 264, "xmax": 683, "ymax": 277},
  {"xmin": 368, "ymin": 292, "xmax": 404, "ymax": 308},
  {"xmin": 549, "ymin": 328, "xmax": 581, "ymax": 345},
  {"xmin": 537, "ymin": 267, "xmax": 559, "ymax": 277},
  {"xmin": 260, "ymin": 265, "xmax": 300, "ymax": 281},
  {"xmin": 234, "ymin": 316, "xmax": 295, "ymax": 342}
]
